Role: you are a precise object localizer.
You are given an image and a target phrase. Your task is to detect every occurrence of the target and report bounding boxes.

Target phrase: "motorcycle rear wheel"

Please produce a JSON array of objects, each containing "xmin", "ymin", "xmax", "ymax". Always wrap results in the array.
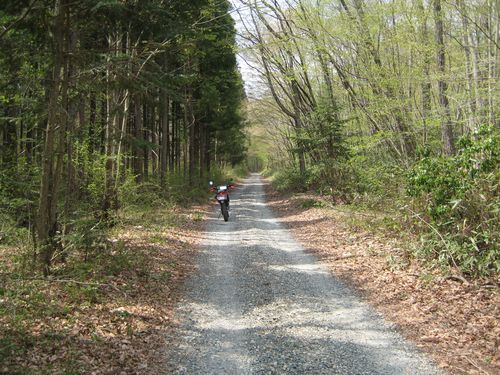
[{"xmin": 221, "ymin": 202, "xmax": 229, "ymax": 222}]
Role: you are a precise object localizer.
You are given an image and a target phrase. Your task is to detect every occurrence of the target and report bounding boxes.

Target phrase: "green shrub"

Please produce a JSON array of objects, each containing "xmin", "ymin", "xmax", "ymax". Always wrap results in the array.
[
  {"xmin": 301, "ymin": 199, "xmax": 326, "ymax": 208},
  {"xmin": 271, "ymin": 161, "xmax": 355, "ymax": 200},
  {"xmin": 348, "ymin": 154, "xmax": 405, "ymax": 207},
  {"xmin": 272, "ymin": 167, "xmax": 307, "ymax": 192},
  {"xmin": 0, "ymin": 158, "xmax": 39, "ymax": 228},
  {"xmin": 306, "ymin": 159, "xmax": 356, "ymax": 199},
  {"xmin": 407, "ymin": 126, "xmax": 499, "ymax": 277}
]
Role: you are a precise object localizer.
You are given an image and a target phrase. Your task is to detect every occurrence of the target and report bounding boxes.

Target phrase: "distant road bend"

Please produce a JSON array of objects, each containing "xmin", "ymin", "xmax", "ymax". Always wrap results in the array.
[{"xmin": 165, "ymin": 173, "xmax": 440, "ymax": 374}]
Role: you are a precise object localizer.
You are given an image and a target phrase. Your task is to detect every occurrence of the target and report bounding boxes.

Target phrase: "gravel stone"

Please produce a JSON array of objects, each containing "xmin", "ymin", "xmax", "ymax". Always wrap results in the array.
[{"xmin": 165, "ymin": 174, "xmax": 441, "ymax": 374}]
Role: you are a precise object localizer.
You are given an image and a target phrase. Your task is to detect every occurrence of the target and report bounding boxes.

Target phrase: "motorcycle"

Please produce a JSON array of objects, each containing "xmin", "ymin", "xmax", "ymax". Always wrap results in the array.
[{"xmin": 209, "ymin": 181, "xmax": 235, "ymax": 222}]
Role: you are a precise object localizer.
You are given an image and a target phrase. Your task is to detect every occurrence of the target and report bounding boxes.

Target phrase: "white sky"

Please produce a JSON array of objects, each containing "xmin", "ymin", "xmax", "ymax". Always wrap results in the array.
[{"xmin": 229, "ymin": 0, "xmax": 266, "ymax": 98}]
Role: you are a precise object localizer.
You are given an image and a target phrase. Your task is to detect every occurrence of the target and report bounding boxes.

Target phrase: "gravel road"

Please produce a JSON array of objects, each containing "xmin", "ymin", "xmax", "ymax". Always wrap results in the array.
[{"xmin": 165, "ymin": 173, "xmax": 440, "ymax": 374}]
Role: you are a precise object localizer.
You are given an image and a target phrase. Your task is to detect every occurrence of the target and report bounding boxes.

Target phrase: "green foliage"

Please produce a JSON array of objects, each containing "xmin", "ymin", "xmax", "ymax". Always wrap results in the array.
[
  {"xmin": 77, "ymin": 145, "xmax": 107, "ymax": 209},
  {"xmin": 191, "ymin": 211, "xmax": 204, "ymax": 221},
  {"xmin": 271, "ymin": 160, "xmax": 354, "ymax": 200},
  {"xmin": 226, "ymin": 163, "xmax": 249, "ymax": 179},
  {"xmin": 247, "ymin": 154, "xmax": 266, "ymax": 172},
  {"xmin": 265, "ymin": 97, "xmax": 353, "ymax": 198},
  {"xmin": 305, "ymin": 159, "xmax": 354, "ymax": 199},
  {"xmin": 118, "ymin": 175, "xmax": 161, "ymax": 208},
  {"xmin": 407, "ymin": 126, "xmax": 499, "ymax": 276},
  {"xmin": 60, "ymin": 216, "xmax": 110, "ymax": 263},
  {"xmin": 0, "ymin": 158, "xmax": 39, "ymax": 228},
  {"xmin": 385, "ymin": 253, "xmax": 410, "ymax": 272},
  {"xmin": 302, "ymin": 100, "xmax": 348, "ymax": 161},
  {"xmin": 348, "ymin": 154, "xmax": 406, "ymax": 209},
  {"xmin": 301, "ymin": 199, "xmax": 326, "ymax": 209},
  {"xmin": 272, "ymin": 167, "xmax": 307, "ymax": 193}
]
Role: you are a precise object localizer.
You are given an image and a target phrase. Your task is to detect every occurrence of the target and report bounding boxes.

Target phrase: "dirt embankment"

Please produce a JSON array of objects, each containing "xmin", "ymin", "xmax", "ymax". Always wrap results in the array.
[{"xmin": 264, "ymin": 182, "xmax": 499, "ymax": 375}]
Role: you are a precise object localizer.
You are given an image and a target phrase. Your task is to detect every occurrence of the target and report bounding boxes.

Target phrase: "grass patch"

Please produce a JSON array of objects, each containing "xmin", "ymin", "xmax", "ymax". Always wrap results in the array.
[
  {"xmin": 191, "ymin": 211, "xmax": 204, "ymax": 222},
  {"xmin": 301, "ymin": 198, "xmax": 327, "ymax": 209}
]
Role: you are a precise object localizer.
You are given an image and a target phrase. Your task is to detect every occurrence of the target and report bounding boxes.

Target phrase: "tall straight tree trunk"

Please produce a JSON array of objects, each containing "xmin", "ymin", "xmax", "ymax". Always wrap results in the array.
[
  {"xmin": 142, "ymin": 102, "xmax": 149, "ymax": 181},
  {"xmin": 458, "ymin": 0, "xmax": 476, "ymax": 131},
  {"xmin": 193, "ymin": 118, "xmax": 200, "ymax": 179},
  {"xmin": 114, "ymin": 90, "xmax": 129, "ymax": 187},
  {"xmin": 65, "ymin": 28, "xmax": 78, "ymax": 212},
  {"xmin": 115, "ymin": 30, "xmax": 130, "ymax": 187},
  {"xmin": 89, "ymin": 93, "xmax": 97, "ymax": 153},
  {"xmin": 204, "ymin": 127, "xmax": 211, "ymax": 175},
  {"xmin": 36, "ymin": 0, "xmax": 67, "ymax": 275},
  {"xmin": 103, "ymin": 32, "xmax": 121, "ymax": 218},
  {"xmin": 417, "ymin": 0, "xmax": 432, "ymax": 145},
  {"xmin": 199, "ymin": 122, "xmax": 205, "ymax": 179},
  {"xmin": 133, "ymin": 95, "xmax": 143, "ymax": 182},
  {"xmin": 487, "ymin": 0, "xmax": 498, "ymax": 126},
  {"xmin": 171, "ymin": 101, "xmax": 178, "ymax": 173},
  {"xmin": 291, "ymin": 79, "xmax": 306, "ymax": 176},
  {"xmin": 470, "ymin": 29, "xmax": 483, "ymax": 120},
  {"xmin": 26, "ymin": 120, "xmax": 34, "ymax": 163},
  {"xmin": 151, "ymin": 102, "xmax": 157, "ymax": 177},
  {"xmin": 160, "ymin": 92, "xmax": 169, "ymax": 186},
  {"xmin": 433, "ymin": 0, "xmax": 455, "ymax": 155},
  {"xmin": 185, "ymin": 85, "xmax": 196, "ymax": 183},
  {"xmin": 183, "ymin": 102, "xmax": 188, "ymax": 179}
]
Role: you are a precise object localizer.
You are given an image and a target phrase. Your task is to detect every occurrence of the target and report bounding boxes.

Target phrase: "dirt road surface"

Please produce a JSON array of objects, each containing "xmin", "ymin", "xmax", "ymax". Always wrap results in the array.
[{"xmin": 165, "ymin": 174, "xmax": 440, "ymax": 374}]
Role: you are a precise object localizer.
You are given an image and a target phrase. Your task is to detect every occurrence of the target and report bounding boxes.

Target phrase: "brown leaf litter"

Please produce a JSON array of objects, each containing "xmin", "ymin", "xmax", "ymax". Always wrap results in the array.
[
  {"xmin": 0, "ymin": 205, "xmax": 209, "ymax": 374},
  {"xmin": 1, "ymin": 186, "xmax": 498, "ymax": 374},
  {"xmin": 263, "ymin": 180, "xmax": 499, "ymax": 375}
]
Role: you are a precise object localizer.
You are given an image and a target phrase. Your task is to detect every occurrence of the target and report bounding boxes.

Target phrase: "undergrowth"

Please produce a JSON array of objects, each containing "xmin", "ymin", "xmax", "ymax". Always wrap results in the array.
[
  {"xmin": 407, "ymin": 126, "xmax": 499, "ymax": 277},
  {"xmin": 0, "ymin": 202, "xmax": 182, "ymax": 373},
  {"xmin": 0, "ymin": 162, "xmax": 238, "ymax": 372},
  {"xmin": 268, "ymin": 126, "xmax": 498, "ymax": 279}
]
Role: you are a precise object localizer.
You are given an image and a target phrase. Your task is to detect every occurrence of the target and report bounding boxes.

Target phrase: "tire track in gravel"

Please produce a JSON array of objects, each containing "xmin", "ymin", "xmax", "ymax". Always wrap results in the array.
[{"xmin": 165, "ymin": 173, "xmax": 441, "ymax": 374}]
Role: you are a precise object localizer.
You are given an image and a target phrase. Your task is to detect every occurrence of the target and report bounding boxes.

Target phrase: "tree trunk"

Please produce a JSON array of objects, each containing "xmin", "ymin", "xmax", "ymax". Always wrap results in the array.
[
  {"xmin": 417, "ymin": 0, "xmax": 432, "ymax": 145},
  {"xmin": 458, "ymin": 0, "xmax": 476, "ymax": 131},
  {"xmin": 133, "ymin": 95, "xmax": 143, "ymax": 182},
  {"xmin": 151, "ymin": 101, "xmax": 157, "ymax": 177},
  {"xmin": 433, "ymin": 0, "xmax": 455, "ymax": 155},
  {"xmin": 172, "ymin": 101, "xmax": 178, "ymax": 173},
  {"xmin": 89, "ymin": 93, "xmax": 96, "ymax": 153},
  {"xmin": 142, "ymin": 102, "xmax": 149, "ymax": 181},
  {"xmin": 36, "ymin": 0, "xmax": 67, "ymax": 275},
  {"xmin": 114, "ymin": 90, "xmax": 129, "ymax": 187},
  {"xmin": 185, "ymin": 85, "xmax": 196, "ymax": 183},
  {"xmin": 102, "ymin": 32, "xmax": 121, "ymax": 219},
  {"xmin": 160, "ymin": 92, "xmax": 169, "ymax": 186},
  {"xmin": 291, "ymin": 79, "xmax": 306, "ymax": 176},
  {"xmin": 470, "ymin": 28, "xmax": 483, "ymax": 122},
  {"xmin": 114, "ymin": 30, "xmax": 130, "ymax": 187},
  {"xmin": 487, "ymin": 0, "xmax": 498, "ymax": 126},
  {"xmin": 99, "ymin": 96, "xmax": 107, "ymax": 154},
  {"xmin": 65, "ymin": 28, "xmax": 78, "ymax": 212}
]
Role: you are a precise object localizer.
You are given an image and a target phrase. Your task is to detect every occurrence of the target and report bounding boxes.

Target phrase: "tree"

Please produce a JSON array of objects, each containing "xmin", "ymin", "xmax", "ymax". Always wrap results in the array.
[
  {"xmin": 0, "ymin": 0, "xmax": 247, "ymax": 274},
  {"xmin": 433, "ymin": 0, "xmax": 455, "ymax": 155},
  {"xmin": 238, "ymin": 0, "xmax": 497, "ymax": 169}
]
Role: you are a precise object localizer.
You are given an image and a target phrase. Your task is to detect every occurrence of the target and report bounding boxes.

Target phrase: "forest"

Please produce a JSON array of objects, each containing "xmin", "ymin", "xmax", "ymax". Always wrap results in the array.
[
  {"xmin": 0, "ymin": 0, "xmax": 498, "ymax": 373},
  {"xmin": 239, "ymin": 0, "xmax": 498, "ymax": 277},
  {"xmin": 0, "ymin": 0, "xmax": 246, "ymax": 275}
]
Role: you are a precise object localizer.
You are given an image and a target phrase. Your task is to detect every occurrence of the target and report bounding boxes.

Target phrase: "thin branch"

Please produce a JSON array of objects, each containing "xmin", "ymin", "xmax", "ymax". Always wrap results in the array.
[{"xmin": 0, "ymin": 0, "xmax": 39, "ymax": 40}]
